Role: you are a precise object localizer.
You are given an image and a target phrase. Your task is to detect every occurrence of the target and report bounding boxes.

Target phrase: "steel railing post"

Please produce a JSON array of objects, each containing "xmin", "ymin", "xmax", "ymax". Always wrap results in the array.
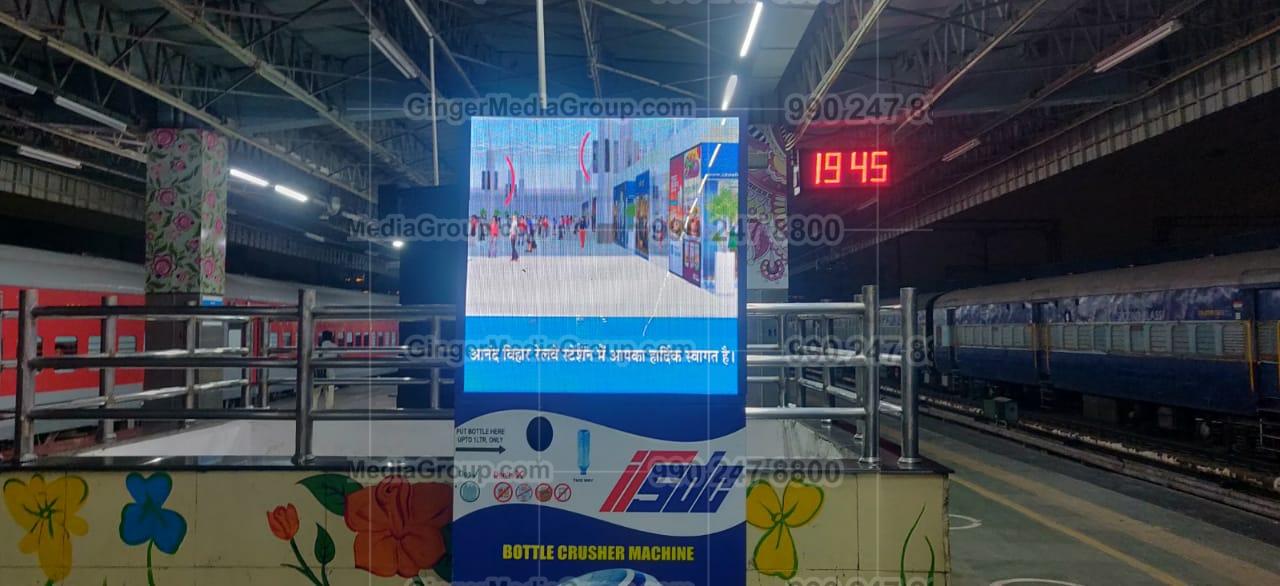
[
  {"xmin": 97, "ymin": 295, "xmax": 117, "ymax": 443},
  {"xmin": 899, "ymin": 287, "xmax": 921, "ymax": 465},
  {"xmin": 183, "ymin": 317, "xmax": 197, "ymax": 410},
  {"xmin": 13, "ymin": 290, "xmax": 37, "ymax": 462},
  {"xmin": 430, "ymin": 316, "xmax": 441, "ymax": 409},
  {"xmin": 861, "ymin": 285, "xmax": 880, "ymax": 464},
  {"xmin": 293, "ymin": 289, "xmax": 316, "ymax": 465},
  {"xmin": 256, "ymin": 317, "xmax": 270, "ymax": 408}
]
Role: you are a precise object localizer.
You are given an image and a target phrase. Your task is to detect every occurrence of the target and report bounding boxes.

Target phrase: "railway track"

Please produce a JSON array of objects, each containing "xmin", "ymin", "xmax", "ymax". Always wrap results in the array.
[{"xmin": 886, "ymin": 384, "xmax": 1280, "ymax": 521}]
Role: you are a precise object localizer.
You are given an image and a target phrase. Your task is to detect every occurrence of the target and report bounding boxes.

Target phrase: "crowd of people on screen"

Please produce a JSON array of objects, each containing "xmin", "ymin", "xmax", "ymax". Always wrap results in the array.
[{"xmin": 469, "ymin": 213, "xmax": 593, "ymax": 261}]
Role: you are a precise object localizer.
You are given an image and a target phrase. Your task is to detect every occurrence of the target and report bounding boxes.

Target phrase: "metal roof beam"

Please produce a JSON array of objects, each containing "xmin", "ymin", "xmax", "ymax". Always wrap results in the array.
[
  {"xmin": 0, "ymin": 1, "xmax": 374, "ymax": 202},
  {"xmin": 152, "ymin": 0, "xmax": 433, "ymax": 187},
  {"xmin": 777, "ymin": 0, "xmax": 894, "ymax": 143}
]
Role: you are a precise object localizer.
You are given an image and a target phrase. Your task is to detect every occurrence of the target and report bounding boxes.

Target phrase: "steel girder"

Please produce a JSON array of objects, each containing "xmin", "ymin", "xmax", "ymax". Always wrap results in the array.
[
  {"xmin": 0, "ymin": 0, "xmax": 381, "ymax": 207},
  {"xmin": 777, "ymin": 0, "xmax": 894, "ymax": 144},
  {"xmin": 151, "ymin": 0, "xmax": 434, "ymax": 188},
  {"xmin": 0, "ymin": 153, "xmax": 395, "ymax": 277},
  {"xmin": 796, "ymin": 0, "xmax": 1280, "ymax": 273}
]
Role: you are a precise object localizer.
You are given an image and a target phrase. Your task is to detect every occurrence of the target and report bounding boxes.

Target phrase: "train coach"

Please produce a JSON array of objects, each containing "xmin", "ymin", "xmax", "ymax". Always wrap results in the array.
[
  {"xmin": 925, "ymin": 249, "xmax": 1280, "ymax": 451},
  {"xmin": 0, "ymin": 244, "xmax": 399, "ymax": 436}
]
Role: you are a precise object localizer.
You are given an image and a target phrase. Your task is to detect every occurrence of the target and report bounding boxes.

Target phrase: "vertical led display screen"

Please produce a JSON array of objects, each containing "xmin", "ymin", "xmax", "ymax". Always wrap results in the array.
[{"xmin": 454, "ymin": 117, "xmax": 744, "ymax": 585}]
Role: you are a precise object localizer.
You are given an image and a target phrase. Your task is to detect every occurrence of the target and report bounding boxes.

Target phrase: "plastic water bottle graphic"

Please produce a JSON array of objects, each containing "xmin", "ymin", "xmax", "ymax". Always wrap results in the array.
[{"xmin": 577, "ymin": 429, "xmax": 590, "ymax": 475}]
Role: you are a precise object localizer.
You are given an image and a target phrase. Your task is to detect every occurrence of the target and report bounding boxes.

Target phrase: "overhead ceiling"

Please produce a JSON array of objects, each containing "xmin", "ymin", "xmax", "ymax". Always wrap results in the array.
[{"xmin": 0, "ymin": 0, "xmax": 1277, "ymax": 283}]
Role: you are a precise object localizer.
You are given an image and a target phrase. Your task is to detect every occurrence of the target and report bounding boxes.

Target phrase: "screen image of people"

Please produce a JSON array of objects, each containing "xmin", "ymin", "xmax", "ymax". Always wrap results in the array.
[{"xmin": 465, "ymin": 117, "xmax": 740, "ymax": 395}]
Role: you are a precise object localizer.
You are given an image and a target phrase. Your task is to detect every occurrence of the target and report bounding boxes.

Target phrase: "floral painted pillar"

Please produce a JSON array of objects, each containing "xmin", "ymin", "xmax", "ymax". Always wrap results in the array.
[
  {"xmin": 142, "ymin": 129, "xmax": 229, "ymax": 408},
  {"xmin": 144, "ymin": 128, "xmax": 228, "ymax": 298}
]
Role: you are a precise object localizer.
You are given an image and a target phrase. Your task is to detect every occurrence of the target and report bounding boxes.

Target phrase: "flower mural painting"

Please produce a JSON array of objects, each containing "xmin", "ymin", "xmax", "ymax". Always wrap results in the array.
[
  {"xmin": 271, "ymin": 474, "xmax": 454, "ymax": 584},
  {"xmin": 3, "ymin": 474, "xmax": 89, "ymax": 585},
  {"xmin": 747, "ymin": 479, "xmax": 824, "ymax": 581},
  {"xmin": 268, "ymin": 504, "xmax": 300, "ymax": 540},
  {"xmin": 344, "ymin": 476, "xmax": 452, "ymax": 579},
  {"xmin": 119, "ymin": 472, "xmax": 188, "ymax": 586}
]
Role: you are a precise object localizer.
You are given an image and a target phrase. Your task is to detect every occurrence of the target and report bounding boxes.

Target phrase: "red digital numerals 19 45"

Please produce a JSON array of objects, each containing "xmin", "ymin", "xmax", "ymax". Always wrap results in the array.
[{"xmin": 807, "ymin": 150, "xmax": 890, "ymax": 187}]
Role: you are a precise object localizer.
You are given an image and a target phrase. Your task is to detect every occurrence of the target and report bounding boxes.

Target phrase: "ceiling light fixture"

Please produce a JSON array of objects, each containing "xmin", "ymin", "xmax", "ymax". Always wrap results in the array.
[
  {"xmin": 274, "ymin": 184, "xmax": 310, "ymax": 202},
  {"xmin": 941, "ymin": 138, "xmax": 981, "ymax": 162},
  {"xmin": 721, "ymin": 74, "xmax": 738, "ymax": 111},
  {"xmin": 229, "ymin": 167, "xmax": 270, "ymax": 187},
  {"xmin": 371, "ymin": 31, "xmax": 416, "ymax": 79},
  {"xmin": 53, "ymin": 96, "xmax": 128, "ymax": 132},
  {"xmin": 0, "ymin": 72, "xmax": 37, "ymax": 95},
  {"xmin": 739, "ymin": 2, "xmax": 764, "ymax": 58},
  {"xmin": 1095, "ymin": 20, "xmax": 1183, "ymax": 73},
  {"xmin": 18, "ymin": 146, "xmax": 82, "ymax": 169},
  {"xmin": 392, "ymin": 239, "xmax": 405, "ymax": 249}
]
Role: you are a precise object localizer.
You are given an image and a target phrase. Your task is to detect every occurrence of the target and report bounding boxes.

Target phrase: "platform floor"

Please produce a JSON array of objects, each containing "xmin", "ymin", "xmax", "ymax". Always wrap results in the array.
[{"xmin": 905, "ymin": 416, "xmax": 1280, "ymax": 586}]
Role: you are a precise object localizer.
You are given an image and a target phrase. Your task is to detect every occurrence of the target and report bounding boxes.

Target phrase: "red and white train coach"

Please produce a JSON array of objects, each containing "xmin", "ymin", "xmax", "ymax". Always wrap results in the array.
[{"xmin": 0, "ymin": 244, "xmax": 399, "ymax": 436}]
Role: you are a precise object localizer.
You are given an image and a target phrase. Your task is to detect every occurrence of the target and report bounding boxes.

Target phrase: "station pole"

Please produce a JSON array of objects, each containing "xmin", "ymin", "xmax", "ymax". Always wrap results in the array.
[
  {"xmin": 13, "ymin": 290, "xmax": 37, "ymax": 462},
  {"xmin": 293, "ymin": 289, "xmax": 316, "ymax": 464},
  {"xmin": 97, "ymin": 295, "xmax": 118, "ymax": 443},
  {"xmin": 861, "ymin": 285, "xmax": 880, "ymax": 464},
  {"xmin": 899, "ymin": 288, "xmax": 920, "ymax": 465}
]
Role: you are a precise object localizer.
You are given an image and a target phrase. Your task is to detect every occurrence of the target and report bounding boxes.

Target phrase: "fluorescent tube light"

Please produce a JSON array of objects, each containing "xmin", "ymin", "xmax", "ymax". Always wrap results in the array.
[
  {"xmin": 721, "ymin": 74, "xmax": 738, "ymax": 111},
  {"xmin": 1095, "ymin": 20, "xmax": 1182, "ymax": 73},
  {"xmin": 229, "ymin": 167, "xmax": 270, "ymax": 187},
  {"xmin": 274, "ymin": 184, "xmax": 310, "ymax": 202},
  {"xmin": 18, "ymin": 146, "xmax": 82, "ymax": 169},
  {"xmin": 53, "ymin": 96, "xmax": 128, "ymax": 132},
  {"xmin": 942, "ymin": 138, "xmax": 981, "ymax": 162},
  {"xmin": 0, "ymin": 72, "xmax": 37, "ymax": 95},
  {"xmin": 739, "ymin": 2, "xmax": 764, "ymax": 58}
]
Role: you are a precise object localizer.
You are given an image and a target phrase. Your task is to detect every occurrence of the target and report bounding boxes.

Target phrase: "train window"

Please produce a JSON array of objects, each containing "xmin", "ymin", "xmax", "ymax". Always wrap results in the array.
[
  {"xmin": 1194, "ymin": 324, "xmax": 1218, "ymax": 355},
  {"xmin": 1110, "ymin": 325, "xmax": 1127, "ymax": 353},
  {"xmin": 1130, "ymin": 325, "xmax": 1148, "ymax": 353},
  {"xmin": 1257, "ymin": 322, "xmax": 1277, "ymax": 357},
  {"xmin": 89, "ymin": 336, "xmax": 101, "ymax": 354},
  {"xmin": 1000, "ymin": 326, "xmax": 1012, "ymax": 347},
  {"xmin": 270, "ymin": 333, "xmax": 279, "ymax": 348},
  {"xmin": 1150, "ymin": 325, "xmax": 1172, "ymax": 354},
  {"xmin": 390, "ymin": 332, "xmax": 397, "ymax": 346},
  {"xmin": 283, "ymin": 332, "xmax": 293, "ymax": 347},
  {"xmin": 1063, "ymin": 326, "xmax": 1078, "ymax": 350},
  {"xmin": 53, "ymin": 336, "xmax": 78, "ymax": 373},
  {"xmin": 345, "ymin": 332, "xmax": 354, "ymax": 346},
  {"xmin": 1172, "ymin": 324, "xmax": 1191, "ymax": 354},
  {"xmin": 1050, "ymin": 325, "xmax": 1063, "ymax": 348},
  {"xmin": 1080, "ymin": 325, "xmax": 1095, "ymax": 351},
  {"xmin": 32, "ymin": 336, "xmax": 43, "ymax": 357},
  {"xmin": 119, "ymin": 336, "xmax": 137, "ymax": 353},
  {"xmin": 54, "ymin": 336, "xmax": 78, "ymax": 356},
  {"xmin": 1093, "ymin": 326, "xmax": 1107, "ymax": 351},
  {"xmin": 1013, "ymin": 325, "xmax": 1025, "ymax": 348},
  {"xmin": 363, "ymin": 333, "xmax": 370, "ymax": 347},
  {"xmin": 1222, "ymin": 323, "xmax": 1246, "ymax": 357}
]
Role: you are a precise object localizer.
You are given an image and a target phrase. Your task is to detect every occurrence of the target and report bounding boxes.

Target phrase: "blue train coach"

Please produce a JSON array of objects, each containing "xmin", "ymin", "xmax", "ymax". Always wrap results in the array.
[{"xmin": 928, "ymin": 249, "xmax": 1280, "ymax": 450}]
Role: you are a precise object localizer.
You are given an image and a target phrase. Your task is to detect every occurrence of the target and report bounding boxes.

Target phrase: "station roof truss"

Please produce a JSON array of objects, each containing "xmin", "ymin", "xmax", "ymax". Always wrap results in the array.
[{"xmin": 0, "ymin": 0, "xmax": 1277, "ymax": 281}]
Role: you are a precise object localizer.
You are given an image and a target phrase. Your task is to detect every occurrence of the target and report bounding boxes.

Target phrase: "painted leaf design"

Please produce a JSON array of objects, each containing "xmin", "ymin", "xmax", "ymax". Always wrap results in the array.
[{"xmin": 297, "ymin": 474, "xmax": 361, "ymax": 516}]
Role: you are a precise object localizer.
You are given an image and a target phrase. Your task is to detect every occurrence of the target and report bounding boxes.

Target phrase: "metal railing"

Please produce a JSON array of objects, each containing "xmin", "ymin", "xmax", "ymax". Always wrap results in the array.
[
  {"xmin": 6, "ymin": 289, "xmax": 456, "ymax": 465},
  {"xmin": 746, "ymin": 286, "xmax": 921, "ymax": 466}
]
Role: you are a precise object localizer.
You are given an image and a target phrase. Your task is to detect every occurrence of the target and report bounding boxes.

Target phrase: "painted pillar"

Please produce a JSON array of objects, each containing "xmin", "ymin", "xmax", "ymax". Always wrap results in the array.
[
  {"xmin": 144, "ymin": 128, "xmax": 229, "ymax": 298},
  {"xmin": 142, "ymin": 129, "xmax": 229, "ymax": 409}
]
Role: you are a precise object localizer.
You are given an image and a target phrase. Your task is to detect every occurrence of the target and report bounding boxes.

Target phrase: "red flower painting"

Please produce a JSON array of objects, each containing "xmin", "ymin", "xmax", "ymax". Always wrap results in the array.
[{"xmin": 343, "ymin": 477, "xmax": 451, "ymax": 578}]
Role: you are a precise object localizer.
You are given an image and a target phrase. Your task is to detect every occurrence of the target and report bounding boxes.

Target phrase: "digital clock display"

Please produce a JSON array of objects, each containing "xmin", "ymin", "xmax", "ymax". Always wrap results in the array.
[{"xmin": 801, "ymin": 149, "xmax": 891, "ymax": 188}]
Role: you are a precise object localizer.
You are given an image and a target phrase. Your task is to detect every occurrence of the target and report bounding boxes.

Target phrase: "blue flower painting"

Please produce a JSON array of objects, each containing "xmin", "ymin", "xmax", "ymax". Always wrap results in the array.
[{"xmin": 119, "ymin": 472, "xmax": 187, "ymax": 585}]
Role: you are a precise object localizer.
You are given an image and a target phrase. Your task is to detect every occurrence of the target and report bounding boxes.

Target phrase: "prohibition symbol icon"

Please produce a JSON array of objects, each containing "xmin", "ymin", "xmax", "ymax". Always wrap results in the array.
[
  {"xmin": 515, "ymin": 483, "xmax": 534, "ymax": 502},
  {"xmin": 535, "ymin": 483, "xmax": 554, "ymax": 503},
  {"xmin": 553, "ymin": 483, "xmax": 572, "ymax": 502},
  {"xmin": 493, "ymin": 482, "xmax": 513, "ymax": 503}
]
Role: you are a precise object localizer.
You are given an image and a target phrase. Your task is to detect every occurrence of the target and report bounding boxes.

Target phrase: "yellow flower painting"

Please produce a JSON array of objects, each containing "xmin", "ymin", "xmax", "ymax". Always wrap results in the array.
[
  {"xmin": 747, "ymin": 478, "xmax": 824, "ymax": 580},
  {"xmin": 3, "ymin": 474, "xmax": 89, "ymax": 584}
]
